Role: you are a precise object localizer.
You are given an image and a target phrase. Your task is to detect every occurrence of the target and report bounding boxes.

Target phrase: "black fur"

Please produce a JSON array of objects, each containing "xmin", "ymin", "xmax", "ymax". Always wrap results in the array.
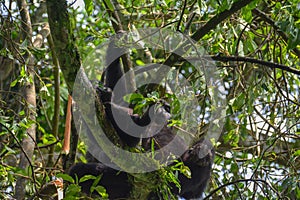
[
  {"xmin": 68, "ymin": 163, "xmax": 131, "ymax": 199},
  {"xmin": 100, "ymin": 37, "xmax": 140, "ymax": 147},
  {"xmin": 105, "ymin": 39, "xmax": 126, "ymax": 91},
  {"xmin": 69, "ymin": 139, "xmax": 214, "ymax": 199},
  {"xmin": 175, "ymin": 138, "xmax": 214, "ymax": 199},
  {"xmin": 69, "ymin": 37, "xmax": 214, "ymax": 199}
]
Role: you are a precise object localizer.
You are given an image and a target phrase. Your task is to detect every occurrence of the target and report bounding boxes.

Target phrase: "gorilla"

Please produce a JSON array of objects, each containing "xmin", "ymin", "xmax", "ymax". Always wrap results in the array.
[{"xmin": 69, "ymin": 35, "xmax": 214, "ymax": 199}]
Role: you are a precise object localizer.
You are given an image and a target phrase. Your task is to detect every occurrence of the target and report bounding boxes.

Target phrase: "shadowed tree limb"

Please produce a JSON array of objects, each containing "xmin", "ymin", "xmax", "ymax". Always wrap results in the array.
[{"xmin": 187, "ymin": 55, "xmax": 300, "ymax": 76}]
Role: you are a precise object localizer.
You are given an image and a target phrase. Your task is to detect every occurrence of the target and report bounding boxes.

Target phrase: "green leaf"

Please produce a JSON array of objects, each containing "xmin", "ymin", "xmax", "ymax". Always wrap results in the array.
[
  {"xmin": 294, "ymin": 150, "xmax": 300, "ymax": 156},
  {"xmin": 136, "ymin": 59, "xmax": 145, "ymax": 66},
  {"xmin": 180, "ymin": 165, "xmax": 191, "ymax": 178},
  {"xmin": 79, "ymin": 174, "xmax": 96, "ymax": 183},
  {"xmin": 241, "ymin": 6, "xmax": 253, "ymax": 22},
  {"xmin": 287, "ymin": 28, "xmax": 300, "ymax": 50},
  {"xmin": 84, "ymin": 0, "xmax": 94, "ymax": 15},
  {"xmin": 134, "ymin": 100, "xmax": 148, "ymax": 111},
  {"xmin": 94, "ymin": 185, "xmax": 108, "ymax": 198},
  {"xmin": 230, "ymin": 93, "xmax": 245, "ymax": 112},
  {"xmin": 123, "ymin": 93, "xmax": 144, "ymax": 103},
  {"xmin": 65, "ymin": 184, "xmax": 81, "ymax": 198},
  {"xmin": 10, "ymin": 78, "xmax": 19, "ymax": 87},
  {"xmin": 231, "ymin": 162, "xmax": 239, "ymax": 174},
  {"xmin": 20, "ymin": 65, "xmax": 26, "ymax": 76},
  {"xmin": 40, "ymin": 133, "xmax": 56, "ymax": 145},
  {"xmin": 4, "ymin": 145, "xmax": 16, "ymax": 154},
  {"xmin": 18, "ymin": 110, "xmax": 25, "ymax": 116},
  {"xmin": 103, "ymin": 0, "xmax": 114, "ymax": 11},
  {"xmin": 276, "ymin": 70, "xmax": 283, "ymax": 79},
  {"xmin": 30, "ymin": 47, "xmax": 46, "ymax": 60},
  {"xmin": 168, "ymin": 119, "xmax": 182, "ymax": 127},
  {"xmin": 56, "ymin": 173, "xmax": 74, "ymax": 183},
  {"xmin": 91, "ymin": 174, "xmax": 102, "ymax": 189}
]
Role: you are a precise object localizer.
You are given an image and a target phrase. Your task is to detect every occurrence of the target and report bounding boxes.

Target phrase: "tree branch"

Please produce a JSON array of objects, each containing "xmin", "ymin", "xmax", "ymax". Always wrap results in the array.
[
  {"xmin": 204, "ymin": 178, "xmax": 280, "ymax": 199},
  {"xmin": 141, "ymin": 54, "xmax": 300, "ymax": 77},
  {"xmin": 46, "ymin": 0, "xmax": 81, "ymax": 92},
  {"xmin": 191, "ymin": 0, "xmax": 254, "ymax": 41},
  {"xmin": 47, "ymin": 28, "xmax": 61, "ymax": 167},
  {"xmin": 152, "ymin": 0, "xmax": 254, "ymax": 90},
  {"xmin": 252, "ymin": 8, "xmax": 300, "ymax": 58},
  {"xmin": 209, "ymin": 55, "xmax": 300, "ymax": 75},
  {"xmin": 46, "ymin": 0, "xmax": 81, "ymax": 170}
]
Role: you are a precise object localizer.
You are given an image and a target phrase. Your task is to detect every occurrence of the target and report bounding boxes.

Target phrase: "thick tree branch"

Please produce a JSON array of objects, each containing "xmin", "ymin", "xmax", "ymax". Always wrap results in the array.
[
  {"xmin": 191, "ymin": 0, "xmax": 254, "ymax": 41},
  {"xmin": 17, "ymin": 0, "xmax": 32, "ymax": 40},
  {"xmin": 208, "ymin": 55, "xmax": 300, "ymax": 75},
  {"xmin": 15, "ymin": 0, "xmax": 36, "ymax": 199},
  {"xmin": 46, "ymin": 0, "xmax": 81, "ymax": 93},
  {"xmin": 152, "ymin": 0, "xmax": 254, "ymax": 90},
  {"xmin": 46, "ymin": 0, "xmax": 82, "ymax": 170},
  {"xmin": 15, "ymin": 3, "xmax": 50, "ymax": 199}
]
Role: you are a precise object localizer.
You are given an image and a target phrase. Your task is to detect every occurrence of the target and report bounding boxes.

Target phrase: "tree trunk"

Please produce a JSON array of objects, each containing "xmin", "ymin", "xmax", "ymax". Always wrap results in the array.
[
  {"xmin": 14, "ymin": 0, "xmax": 35, "ymax": 199},
  {"xmin": 46, "ymin": 0, "xmax": 82, "ymax": 170},
  {"xmin": 14, "ymin": 1, "xmax": 51, "ymax": 197}
]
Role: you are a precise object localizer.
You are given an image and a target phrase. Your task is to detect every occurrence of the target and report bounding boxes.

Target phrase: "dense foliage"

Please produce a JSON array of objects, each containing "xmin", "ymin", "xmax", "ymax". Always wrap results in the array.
[{"xmin": 0, "ymin": 0, "xmax": 299, "ymax": 199}]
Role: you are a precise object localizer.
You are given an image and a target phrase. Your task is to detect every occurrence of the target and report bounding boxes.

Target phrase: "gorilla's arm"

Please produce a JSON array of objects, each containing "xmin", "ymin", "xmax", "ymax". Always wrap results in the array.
[
  {"xmin": 105, "ymin": 39, "xmax": 125, "ymax": 91},
  {"xmin": 100, "ymin": 37, "xmax": 140, "ymax": 147}
]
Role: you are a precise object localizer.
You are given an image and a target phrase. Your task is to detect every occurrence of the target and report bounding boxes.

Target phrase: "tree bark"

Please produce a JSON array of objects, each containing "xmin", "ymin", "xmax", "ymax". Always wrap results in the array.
[
  {"xmin": 47, "ymin": 31, "xmax": 61, "ymax": 167},
  {"xmin": 46, "ymin": 0, "xmax": 82, "ymax": 170},
  {"xmin": 14, "ymin": 3, "xmax": 51, "ymax": 196},
  {"xmin": 46, "ymin": 0, "xmax": 81, "ymax": 92},
  {"xmin": 14, "ymin": 0, "xmax": 35, "ymax": 199}
]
